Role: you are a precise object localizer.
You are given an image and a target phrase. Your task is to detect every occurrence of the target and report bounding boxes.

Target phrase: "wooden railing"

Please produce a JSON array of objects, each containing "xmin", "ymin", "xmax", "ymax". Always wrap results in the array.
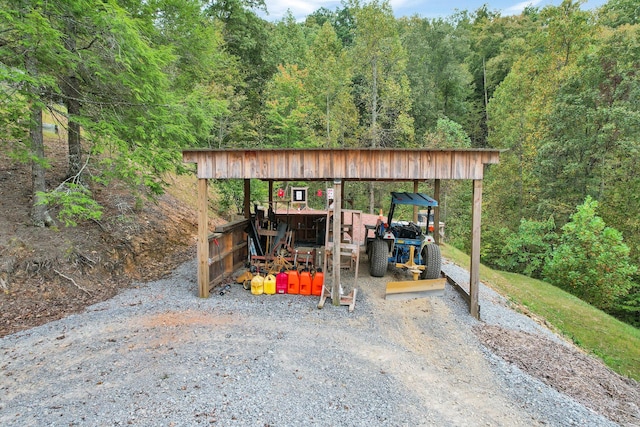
[{"xmin": 208, "ymin": 219, "xmax": 248, "ymax": 290}]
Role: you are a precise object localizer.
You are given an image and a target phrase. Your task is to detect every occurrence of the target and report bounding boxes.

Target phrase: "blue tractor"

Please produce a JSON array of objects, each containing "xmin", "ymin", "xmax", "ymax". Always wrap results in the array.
[{"xmin": 367, "ymin": 192, "xmax": 442, "ymax": 280}]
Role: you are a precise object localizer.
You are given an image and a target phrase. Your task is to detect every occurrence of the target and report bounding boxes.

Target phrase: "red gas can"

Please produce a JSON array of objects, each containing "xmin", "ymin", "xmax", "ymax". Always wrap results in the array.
[{"xmin": 276, "ymin": 270, "xmax": 288, "ymax": 294}]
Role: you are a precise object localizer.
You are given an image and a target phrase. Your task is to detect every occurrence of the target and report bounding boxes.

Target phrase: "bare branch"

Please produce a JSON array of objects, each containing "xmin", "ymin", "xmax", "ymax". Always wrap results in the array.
[
  {"xmin": 54, "ymin": 269, "xmax": 92, "ymax": 295},
  {"xmin": 53, "ymin": 155, "xmax": 91, "ymax": 191},
  {"xmin": 78, "ymin": 37, "xmax": 99, "ymax": 51}
]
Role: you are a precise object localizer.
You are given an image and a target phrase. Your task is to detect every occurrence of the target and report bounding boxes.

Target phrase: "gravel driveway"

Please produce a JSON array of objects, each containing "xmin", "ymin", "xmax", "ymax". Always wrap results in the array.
[{"xmin": 0, "ymin": 258, "xmax": 620, "ymax": 426}]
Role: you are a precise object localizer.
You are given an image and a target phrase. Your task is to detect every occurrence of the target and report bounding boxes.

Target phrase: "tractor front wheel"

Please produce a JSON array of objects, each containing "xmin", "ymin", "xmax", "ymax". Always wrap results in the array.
[
  {"xmin": 369, "ymin": 239, "xmax": 389, "ymax": 277},
  {"xmin": 420, "ymin": 244, "xmax": 442, "ymax": 279}
]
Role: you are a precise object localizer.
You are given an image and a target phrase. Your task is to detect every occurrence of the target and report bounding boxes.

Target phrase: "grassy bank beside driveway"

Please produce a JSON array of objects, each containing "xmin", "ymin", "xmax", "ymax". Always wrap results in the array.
[{"xmin": 441, "ymin": 244, "xmax": 640, "ymax": 381}]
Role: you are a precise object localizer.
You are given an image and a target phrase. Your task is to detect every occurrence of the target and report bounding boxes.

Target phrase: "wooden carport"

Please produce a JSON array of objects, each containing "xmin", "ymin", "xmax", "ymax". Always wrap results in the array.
[{"xmin": 182, "ymin": 148, "xmax": 500, "ymax": 319}]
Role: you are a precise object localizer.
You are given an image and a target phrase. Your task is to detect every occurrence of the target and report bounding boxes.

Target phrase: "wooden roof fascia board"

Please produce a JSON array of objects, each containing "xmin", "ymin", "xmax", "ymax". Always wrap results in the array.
[
  {"xmin": 469, "ymin": 151, "xmax": 483, "ymax": 180},
  {"xmin": 182, "ymin": 148, "xmax": 501, "ymax": 181},
  {"xmin": 437, "ymin": 150, "xmax": 452, "ymax": 179},
  {"xmin": 409, "ymin": 152, "xmax": 421, "ymax": 179},
  {"xmin": 289, "ymin": 151, "xmax": 300, "ymax": 180},
  {"xmin": 381, "ymin": 150, "xmax": 391, "ymax": 179},
  {"xmin": 208, "ymin": 152, "xmax": 217, "ymax": 179},
  {"xmin": 250, "ymin": 153, "xmax": 258, "ymax": 179},
  {"xmin": 215, "ymin": 151, "xmax": 227, "ymax": 179},
  {"xmin": 417, "ymin": 151, "xmax": 432, "ymax": 179},
  {"xmin": 320, "ymin": 150, "xmax": 333, "ymax": 178},
  {"xmin": 332, "ymin": 151, "xmax": 346, "ymax": 179},
  {"xmin": 391, "ymin": 151, "xmax": 405, "ymax": 180},
  {"xmin": 304, "ymin": 150, "xmax": 319, "ymax": 179},
  {"xmin": 347, "ymin": 150, "xmax": 359, "ymax": 179},
  {"xmin": 453, "ymin": 152, "xmax": 467, "ymax": 180},
  {"xmin": 359, "ymin": 150, "xmax": 373, "ymax": 180},
  {"xmin": 482, "ymin": 150, "xmax": 501, "ymax": 165},
  {"xmin": 230, "ymin": 151, "xmax": 245, "ymax": 178}
]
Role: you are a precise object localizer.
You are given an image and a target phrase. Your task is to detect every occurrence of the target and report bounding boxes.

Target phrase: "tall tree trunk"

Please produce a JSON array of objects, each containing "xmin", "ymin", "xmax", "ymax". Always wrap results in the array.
[
  {"xmin": 25, "ymin": 52, "xmax": 55, "ymax": 228},
  {"xmin": 371, "ymin": 56, "xmax": 378, "ymax": 147},
  {"xmin": 30, "ymin": 105, "xmax": 54, "ymax": 227},
  {"xmin": 369, "ymin": 56, "xmax": 379, "ymax": 214},
  {"xmin": 483, "ymin": 57, "xmax": 489, "ymax": 124},
  {"xmin": 326, "ymin": 93, "xmax": 331, "ymax": 148},
  {"xmin": 26, "ymin": 55, "xmax": 54, "ymax": 227},
  {"xmin": 65, "ymin": 85, "xmax": 82, "ymax": 180},
  {"xmin": 62, "ymin": 18, "xmax": 83, "ymax": 181}
]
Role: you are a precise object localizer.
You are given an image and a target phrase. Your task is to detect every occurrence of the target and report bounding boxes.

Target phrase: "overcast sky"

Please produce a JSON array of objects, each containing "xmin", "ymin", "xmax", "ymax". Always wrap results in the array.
[{"xmin": 258, "ymin": 0, "xmax": 608, "ymax": 21}]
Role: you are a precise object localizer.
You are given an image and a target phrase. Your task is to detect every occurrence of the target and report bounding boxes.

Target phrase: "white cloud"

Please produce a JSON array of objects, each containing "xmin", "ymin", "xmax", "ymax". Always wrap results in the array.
[
  {"xmin": 503, "ymin": 0, "xmax": 542, "ymax": 14},
  {"xmin": 389, "ymin": 0, "xmax": 422, "ymax": 10},
  {"xmin": 262, "ymin": 0, "xmax": 342, "ymax": 21},
  {"xmin": 262, "ymin": 0, "xmax": 422, "ymax": 21}
]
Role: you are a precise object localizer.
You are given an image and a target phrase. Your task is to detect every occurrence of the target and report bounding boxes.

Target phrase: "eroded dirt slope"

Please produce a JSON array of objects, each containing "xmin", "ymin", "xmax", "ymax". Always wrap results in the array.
[{"xmin": 0, "ymin": 136, "xmax": 215, "ymax": 336}]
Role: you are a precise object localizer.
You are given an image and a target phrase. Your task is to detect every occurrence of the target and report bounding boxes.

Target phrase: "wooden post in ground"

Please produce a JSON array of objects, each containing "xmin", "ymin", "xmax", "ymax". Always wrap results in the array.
[
  {"xmin": 434, "ymin": 179, "xmax": 441, "ymax": 245},
  {"xmin": 332, "ymin": 179, "xmax": 342, "ymax": 306},
  {"xmin": 413, "ymin": 180, "xmax": 419, "ymax": 223},
  {"xmin": 244, "ymin": 179, "xmax": 251, "ymax": 219},
  {"xmin": 470, "ymin": 179, "xmax": 482, "ymax": 319},
  {"xmin": 197, "ymin": 178, "xmax": 209, "ymax": 298}
]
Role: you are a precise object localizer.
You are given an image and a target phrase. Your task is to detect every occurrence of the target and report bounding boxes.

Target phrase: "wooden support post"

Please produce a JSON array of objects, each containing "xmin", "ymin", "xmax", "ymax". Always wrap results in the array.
[
  {"xmin": 197, "ymin": 178, "xmax": 209, "ymax": 298},
  {"xmin": 413, "ymin": 180, "xmax": 419, "ymax": 223},
  {"xmin": 470, "ymin": 179, "xmax": 482, "ymax": 319},
  {"xmin": 332, "ymin": 179, "xmax": 342, "ymax": 306},
  {"xmin": 244, "ymin": 179, "xmax": 251, "ymax": 219},
  {"xmin": 434, "ymin": 179, "xmax": 441, "ymax": 245},
  {"xmin": 268, "ymin": 180, "xmax": 273, "ymax": 211}
]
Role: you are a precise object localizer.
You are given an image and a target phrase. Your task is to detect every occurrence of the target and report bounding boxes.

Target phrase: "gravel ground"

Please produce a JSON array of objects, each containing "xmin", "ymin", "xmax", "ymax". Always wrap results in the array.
[{"xmin": 0, "ymin": 257, "xmax": 623, "ymax": 426}]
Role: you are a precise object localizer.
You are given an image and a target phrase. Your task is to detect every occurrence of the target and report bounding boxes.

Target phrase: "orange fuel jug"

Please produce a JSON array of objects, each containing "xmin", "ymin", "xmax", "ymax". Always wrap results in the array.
[
  {"xmin": 299, "ymin": 270, "xmax": 312, "ymax": 295},
  {"xmin": 311, "ymin": 268, "xmax": 324, "ymax": 296},
  {"xmin": 287, "ymin": 269, "xmax": 300, "ymax": 294}
]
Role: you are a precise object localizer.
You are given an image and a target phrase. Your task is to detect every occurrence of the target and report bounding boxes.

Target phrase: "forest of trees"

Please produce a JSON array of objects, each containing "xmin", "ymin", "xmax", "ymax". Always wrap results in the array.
[{"xmin": 1, "ymin": 0, "xmax": 639, "ymax": 325}]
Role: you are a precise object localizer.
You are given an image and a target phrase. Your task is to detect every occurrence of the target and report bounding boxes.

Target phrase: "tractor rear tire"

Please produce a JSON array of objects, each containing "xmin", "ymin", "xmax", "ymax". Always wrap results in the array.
[
  {"xmin": 420, "ymin": 244, "xmax": 442, "ymax": 279},
  {"xmin": 369, "ymin": 239, "xmax": 389, "ymax": 277}
]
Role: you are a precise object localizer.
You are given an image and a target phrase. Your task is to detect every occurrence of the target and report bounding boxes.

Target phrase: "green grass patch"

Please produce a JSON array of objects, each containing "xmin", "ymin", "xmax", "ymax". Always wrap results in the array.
[{"xmin": 441, "ymin": 243, "xmax": 640, "ymax": 381}]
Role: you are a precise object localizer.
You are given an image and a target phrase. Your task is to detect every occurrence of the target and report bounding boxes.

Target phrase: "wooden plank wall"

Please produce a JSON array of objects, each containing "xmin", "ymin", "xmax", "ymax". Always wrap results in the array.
[{"xmin": 208, "ymin": 219, "xmax": 248, "ymax": 289}]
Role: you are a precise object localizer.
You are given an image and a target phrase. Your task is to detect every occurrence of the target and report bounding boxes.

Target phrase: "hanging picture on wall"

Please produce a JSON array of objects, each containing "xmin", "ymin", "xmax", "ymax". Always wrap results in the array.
[{"xmin": 292, "ymin": 187, "xmax": 307, "ymax": 203}]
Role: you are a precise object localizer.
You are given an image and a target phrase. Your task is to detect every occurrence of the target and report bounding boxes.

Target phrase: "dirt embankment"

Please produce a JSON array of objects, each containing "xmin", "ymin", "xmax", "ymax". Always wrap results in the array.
[{"xmin": 0, "ymin": 135, "xmax": 218, "ymax": 337}]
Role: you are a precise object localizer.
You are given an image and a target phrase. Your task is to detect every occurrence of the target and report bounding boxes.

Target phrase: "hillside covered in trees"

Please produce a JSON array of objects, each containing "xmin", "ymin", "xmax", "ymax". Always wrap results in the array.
[{"xmin": 1, "ymin": 0, "xmax": 639, "ymax": 326}]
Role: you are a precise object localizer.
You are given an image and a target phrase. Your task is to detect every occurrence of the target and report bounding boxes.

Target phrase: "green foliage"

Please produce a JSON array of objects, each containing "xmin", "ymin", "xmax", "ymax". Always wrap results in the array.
[
  {"xmin": 214, "ymin": 180, "xmax": 244, "ymax": 215},
  {"xmin": 613, "ymin": 281, "xmax": 640, "ymax": 327},
  {"xmin": 305, "ymin": 4, "xmax": 355, "ymax": 47},
  {"xmin": 264, "ymin": 64, "xmax": 317, "ymax": 147},
  {"xmin": 598, "ymin": 0, "xmax": 640, "ymax": 27},
  {"xmin": 351, "ymin": 0, "xmax": 413, "ymax": 148},
  {"xmin": 213, "ymin": 179, "xmax": 267, "ymax": 217},
  {"xmin": 306, "ymin": 22, "xmax": 358, "ymax": 147},
  {"xmin": 36, "ymin": 184, "xmax": 103, "ymax": 227},
  {"xmin": 206, "ymin": 0, "xmax": 271, "ymax": 116},
  {"xmin": 423, "ymin": 117, "xmax": 472, "ymax": 148},
  {"xmin": 267, "ymin": 10, "xmax": 309, "ymax": 68},
  {"xmin": 544, "ymin": 196, "xmax": 637, "ymax": 311},
  {"xmin": 442, "ymin": 181, "xmax": 472, "ymax": 252},
  {"xmin": 466, "ymin": 8, "xmax": 540, "ymax": 144},
  {"xmin": 402, "ymin": 16, "xmax": 473, "ymax": 138},
  {"xmin": 491, "ymin": 217, "xmax": 558, "ymax": 278}
]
